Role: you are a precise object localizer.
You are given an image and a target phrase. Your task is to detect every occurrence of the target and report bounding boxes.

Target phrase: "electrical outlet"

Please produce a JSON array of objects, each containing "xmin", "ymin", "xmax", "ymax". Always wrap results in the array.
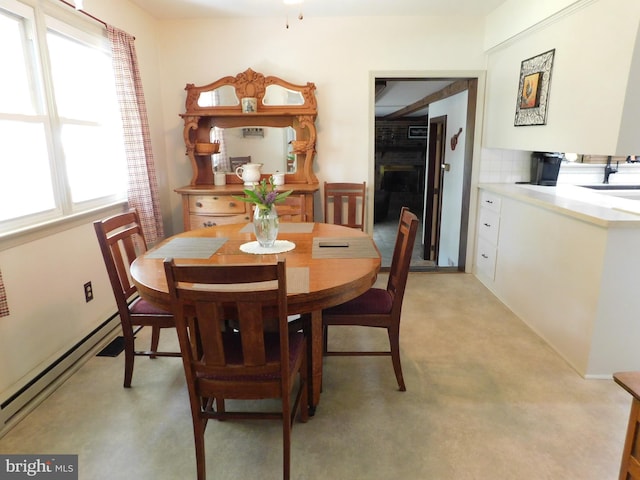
[{"xmin": 84, "ymin": 281, "xmax": 93, "ymax": 302}]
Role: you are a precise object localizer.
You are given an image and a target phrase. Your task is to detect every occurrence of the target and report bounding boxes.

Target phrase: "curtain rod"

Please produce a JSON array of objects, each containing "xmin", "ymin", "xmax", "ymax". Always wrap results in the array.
[
  {"xmin": 57, "ymin": 1, "xmax": 136, "ymax": 40},
  {"xmin": 58, "ymin": 0, "xmax": 107, "ymax": 29}
]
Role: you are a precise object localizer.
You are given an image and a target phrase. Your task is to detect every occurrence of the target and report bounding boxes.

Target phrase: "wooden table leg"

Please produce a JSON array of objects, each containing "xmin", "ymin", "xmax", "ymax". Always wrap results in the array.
[{"xmin": 308, "ymin": 310, "xmax": 323, "ymax": 415}]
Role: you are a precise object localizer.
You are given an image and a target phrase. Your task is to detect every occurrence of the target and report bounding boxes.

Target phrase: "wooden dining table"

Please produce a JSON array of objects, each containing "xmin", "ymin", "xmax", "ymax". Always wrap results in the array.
[{"xmin": 130, "ymin": 221, "xmax": 381, "ymax": 413}]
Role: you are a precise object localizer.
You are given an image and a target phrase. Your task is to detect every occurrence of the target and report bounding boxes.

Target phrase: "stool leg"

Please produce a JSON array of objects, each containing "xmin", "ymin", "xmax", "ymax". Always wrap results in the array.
[{"xmin": 620, "ymin": 398, "xmax": 640, "ymax": 480}]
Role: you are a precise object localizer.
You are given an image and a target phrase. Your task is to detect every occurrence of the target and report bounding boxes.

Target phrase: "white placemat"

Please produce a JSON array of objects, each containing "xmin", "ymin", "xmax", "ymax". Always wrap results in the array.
[
  {"xmin": 240, "ymin": 222, "xmax": 315, "ymax": 234},
  {"xmin": 239, "ymin": 240, "xmax": 296, "ymax": 254},
  {"xmin": 146, "ymin": 237, "xmax": 228, "ymax": 259}
]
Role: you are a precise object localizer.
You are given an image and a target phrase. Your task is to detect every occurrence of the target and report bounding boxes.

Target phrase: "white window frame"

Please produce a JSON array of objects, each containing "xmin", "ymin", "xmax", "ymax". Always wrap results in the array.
[{"xmin": 0, "ymin": 0, "xmax": 127, "ymax": 240}]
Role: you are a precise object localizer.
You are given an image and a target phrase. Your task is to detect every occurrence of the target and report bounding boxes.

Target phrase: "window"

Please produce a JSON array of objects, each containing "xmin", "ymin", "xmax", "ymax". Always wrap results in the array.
[{"xmin": 0, "ymin": 0, "xmax": 126, "ymax": 234}]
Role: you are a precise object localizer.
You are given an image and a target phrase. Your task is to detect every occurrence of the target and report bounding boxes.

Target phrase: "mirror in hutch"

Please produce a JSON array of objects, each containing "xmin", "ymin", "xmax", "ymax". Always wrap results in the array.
[{"xmin": 176, "ymin": 69, "xmax": 319, "ymax": 230}]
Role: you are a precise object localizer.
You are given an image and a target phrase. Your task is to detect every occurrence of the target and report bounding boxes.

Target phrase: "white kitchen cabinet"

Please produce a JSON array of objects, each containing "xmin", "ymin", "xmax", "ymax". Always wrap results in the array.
[
  {"xmin": 483, "ymin": 0, "xmax": 640, "ymax": 155},
  {"xmin": 475, "ymin": 190, "xmax": 501, "ymax": 280},
  {"xmin": 475, "ymin": 184, "xmax": 640, "ymax": 378}
]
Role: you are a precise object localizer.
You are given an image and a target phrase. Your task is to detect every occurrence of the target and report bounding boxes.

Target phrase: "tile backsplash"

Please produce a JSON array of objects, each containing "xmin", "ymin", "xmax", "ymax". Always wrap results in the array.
[
  {"xmin": 478, "ymin": 148, "xmax": 530, "ymax": 183},
  {"xmin": 479, "ymin": 148, "xmax": 640, "ymax": 185}
]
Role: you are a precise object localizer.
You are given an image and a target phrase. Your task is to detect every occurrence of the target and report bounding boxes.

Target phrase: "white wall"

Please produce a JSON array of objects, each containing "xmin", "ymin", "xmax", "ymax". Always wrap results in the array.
[
  {"xmin": 429, "ymin": 90, "xmax": 468, "ymax": 267},
  {"xmin": 484, "ymin": 0, "xmax": 582, "ymax": 51},
  {"xmin": 154, "ymin": 15, "xmax": 489, "ymax": 234}
]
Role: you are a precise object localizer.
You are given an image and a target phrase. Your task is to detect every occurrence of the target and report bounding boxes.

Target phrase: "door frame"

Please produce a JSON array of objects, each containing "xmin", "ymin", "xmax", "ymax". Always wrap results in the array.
[{"xmin": 370, "ymin": 72, "xmax": 484, "ymax": 272}]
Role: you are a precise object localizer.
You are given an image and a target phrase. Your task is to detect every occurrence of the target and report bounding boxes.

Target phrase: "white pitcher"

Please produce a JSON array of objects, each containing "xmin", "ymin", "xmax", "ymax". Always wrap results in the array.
[{"xmin": 235, "ymin": 163, "xmax": 262, "ymax": 186}]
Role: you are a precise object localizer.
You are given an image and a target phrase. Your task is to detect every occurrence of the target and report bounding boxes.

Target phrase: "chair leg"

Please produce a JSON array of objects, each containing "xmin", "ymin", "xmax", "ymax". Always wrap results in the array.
[
  {"xmin": 215, "ymin": 397, "xmax": 225, "ymax": 419},
  {"xmin": 282, "ymin": 396, "xmax": 292, "ymax": 480},
  {"xmin": 150, "ymin": 326, "xmax": 161, "ymax": 359},
  {"xmin": 388, "ymin": 327, "xmax": 406, "ymax": 391},
  {"xmin": 322, "ymin": 324, "xmax": 328, "ymax": 355},
  {"xmin": 122, "ymin": 330, "xmax": 135, "ymax": 388},
  {"xmin": 300, "ymin": 350, "xmax": 309, "ymax": 423},
  {"xmin": 193, "ymin": 417, "xmax": 207, "ymax": 480}
]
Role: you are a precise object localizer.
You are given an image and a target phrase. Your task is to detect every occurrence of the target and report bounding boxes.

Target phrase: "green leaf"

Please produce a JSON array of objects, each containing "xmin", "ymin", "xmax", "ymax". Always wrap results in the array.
[{"xmin": 274, "ymin": 190, "xmax": 294, "ymax": 203}]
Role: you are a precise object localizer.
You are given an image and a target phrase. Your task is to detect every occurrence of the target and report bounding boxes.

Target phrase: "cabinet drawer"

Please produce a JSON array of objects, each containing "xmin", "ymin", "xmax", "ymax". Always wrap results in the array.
[
  {"xmin": 479, "ymin": 190, "xmax": 501, "ymax": 213},
  {"xmin": 189, "ymin": 213, "xmax": 250, "ymax": 230},
  {"xmin": 478, "ymin": 208, "xmax": 500, "ymax": 245},
  {"xmin": 189, "ymin": 195, "xmax": 246, "ymax": 214},
  {"xmin": 476, "ymin": 237, "xmax": 497, "ymax": 280}
]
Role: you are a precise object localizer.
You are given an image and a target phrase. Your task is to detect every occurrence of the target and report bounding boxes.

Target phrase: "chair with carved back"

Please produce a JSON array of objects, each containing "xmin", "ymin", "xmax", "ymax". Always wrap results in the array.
[
  {"xmin": 276, "ymin": 195, "xmax": 307, "ymax": 222},
  {"xmin": 322, "ymin": 206, "xmax": 418, "ymax": 391},
  {"xmin": 324, "ymin": 181, "xmax": 366, "ymax": 230},
  {"xmin": 163, "ymin": 258, "xmax": 308, "ymax": 480},
  {"xmin": 93, "ymin": 209, "xmax": 180, "ymax": 387}
]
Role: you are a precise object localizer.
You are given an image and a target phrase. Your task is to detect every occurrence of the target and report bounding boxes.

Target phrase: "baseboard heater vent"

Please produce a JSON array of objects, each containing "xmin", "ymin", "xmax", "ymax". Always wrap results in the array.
[{"xmin": 0, "ymin": 313, "xmax": 120, "ymax": 432}]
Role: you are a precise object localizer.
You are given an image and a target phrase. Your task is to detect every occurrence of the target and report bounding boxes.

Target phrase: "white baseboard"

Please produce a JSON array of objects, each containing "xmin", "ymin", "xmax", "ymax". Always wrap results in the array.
[{"xmin": 0, "ymin": 316, "xmax": 120, "ymax": 438}]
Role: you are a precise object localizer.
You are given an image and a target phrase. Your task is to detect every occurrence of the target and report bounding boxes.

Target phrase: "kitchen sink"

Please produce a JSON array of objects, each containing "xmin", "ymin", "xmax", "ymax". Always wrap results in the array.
[{"xmin": 579, "ymin": 185, "xmax": 640, "ymax": 190}]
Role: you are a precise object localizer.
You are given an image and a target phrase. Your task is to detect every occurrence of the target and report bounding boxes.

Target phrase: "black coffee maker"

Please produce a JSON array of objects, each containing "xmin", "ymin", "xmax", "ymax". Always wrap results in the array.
[{"xmin": 530, "ymin": 152, "xmax": 563, "ymax": 186}]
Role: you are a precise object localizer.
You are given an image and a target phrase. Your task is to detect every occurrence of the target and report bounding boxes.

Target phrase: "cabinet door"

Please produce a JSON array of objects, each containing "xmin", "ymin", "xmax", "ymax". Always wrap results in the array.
[
  {"xmin": 476, "ymin": 237, "xmax": 497, "ymax": 280},
  {"xmin": 479, "ymin": 190, "xmax": 502, "ymax": 213},
  {"xmin": 478, "ymin": 207, "xmax": 500, "ymax": 245}
]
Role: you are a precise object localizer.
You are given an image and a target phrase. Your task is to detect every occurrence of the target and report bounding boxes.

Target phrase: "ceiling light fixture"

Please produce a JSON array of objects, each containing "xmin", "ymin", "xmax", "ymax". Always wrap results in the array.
[{"xmin": 284, "ymin": 0, "xmax": 303, "ymax": 29}]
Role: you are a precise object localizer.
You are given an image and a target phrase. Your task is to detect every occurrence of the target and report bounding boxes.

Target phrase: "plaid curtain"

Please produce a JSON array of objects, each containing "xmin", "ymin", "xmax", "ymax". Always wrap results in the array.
[
  {"xmin": 107, "ymin": 26, "xmax": 164, "ymax": 245},
  {"xmin": 0, "ymin": 271, "xmax": 8, "ymax": 318},
  {"xmin": 211, "ymin": 127, "xmax": 230, "ymax": 172}
]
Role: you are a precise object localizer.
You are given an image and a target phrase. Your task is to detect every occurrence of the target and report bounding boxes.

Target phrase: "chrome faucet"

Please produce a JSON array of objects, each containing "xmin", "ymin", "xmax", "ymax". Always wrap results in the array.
[{"xmin": 604, "ymin": 156, "xmax": 618, "ymax": 184}]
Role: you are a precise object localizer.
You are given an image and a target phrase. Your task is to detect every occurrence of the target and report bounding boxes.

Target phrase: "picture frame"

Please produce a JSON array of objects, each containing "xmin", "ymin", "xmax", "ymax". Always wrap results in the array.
[
  {"xmin": 514, "ymin": 49, "xmax": 555, "ymax": 126},
  {"xmin": 408, "ymin": 125, "xmax": 428, "ymax": 139},
  {"xmin": 241, "ymin": 97, "xmax": 257, "ymax": 113}
]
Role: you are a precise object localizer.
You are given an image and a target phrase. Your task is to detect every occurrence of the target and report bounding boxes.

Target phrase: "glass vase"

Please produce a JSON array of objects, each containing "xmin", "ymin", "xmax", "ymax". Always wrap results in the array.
[{"xmin": 253, "ymin": 205, "xmax": 279, "ymax": 248}]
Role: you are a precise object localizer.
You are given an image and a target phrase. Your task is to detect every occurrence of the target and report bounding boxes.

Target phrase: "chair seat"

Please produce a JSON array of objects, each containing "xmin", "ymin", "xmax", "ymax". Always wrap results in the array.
[
  {"xmin": 324, "ymin": 288, "xmax": 392, "ymax": 315},
  {"xmin": 129, "ymin": 297, "xmax": 171, "ymax": 315},
  {"xmin": 198, "ymin": 332, "xmax": 305, "ymax": 381}
]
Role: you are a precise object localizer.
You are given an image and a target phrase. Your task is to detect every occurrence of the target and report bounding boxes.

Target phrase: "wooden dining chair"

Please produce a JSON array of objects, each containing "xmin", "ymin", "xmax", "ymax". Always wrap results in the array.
[
  {"xmin": 276, "ymin": 194, "xmax": 307, "ymax": 222},
  {"xmin": 324, "ymin": 181, "xmax": 366, "ymax": 230},
  {"xmin": 322, "ymin": 206, "xmax": 418, "ymax": 391},
  {"xmin": 163, "ymin": 258, "xmax": 308, "ymax": 480},
  {"xmin": 93, "ymin": 209, "xmax": 180, "ymax": 388}
]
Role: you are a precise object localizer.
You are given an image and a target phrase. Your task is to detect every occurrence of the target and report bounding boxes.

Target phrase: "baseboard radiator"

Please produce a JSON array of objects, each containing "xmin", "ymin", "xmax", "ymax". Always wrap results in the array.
[{"xmin": 0, "ymin": 314, "xmax": 121, "ymax": 436}]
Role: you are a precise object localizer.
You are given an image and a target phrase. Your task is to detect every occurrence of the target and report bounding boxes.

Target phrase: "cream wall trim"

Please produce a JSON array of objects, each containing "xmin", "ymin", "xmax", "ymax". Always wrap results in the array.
[{"xmin": 484, "ymin": 0, "xmax": 595, "ymax": 52}]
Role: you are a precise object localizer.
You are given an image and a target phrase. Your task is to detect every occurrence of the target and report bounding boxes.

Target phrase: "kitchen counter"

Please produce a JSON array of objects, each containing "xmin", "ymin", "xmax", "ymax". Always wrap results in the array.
[
  {"xmin": 479, "ymin": 183, "xmax": 640, "ymax": 227},
  {"xmin": 475, "ymin": 183, "xmax": 640, "ymax": 378}
]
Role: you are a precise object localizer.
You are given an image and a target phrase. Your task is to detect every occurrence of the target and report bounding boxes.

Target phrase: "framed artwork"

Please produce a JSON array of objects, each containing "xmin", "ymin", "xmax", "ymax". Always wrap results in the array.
[
  {"xmin": 408, "ymin": 125, "xmax": 428, "ymax": 138},
  {"xmin": 514, "ymin": 49, "xmax": 555, "ymax": 126}
]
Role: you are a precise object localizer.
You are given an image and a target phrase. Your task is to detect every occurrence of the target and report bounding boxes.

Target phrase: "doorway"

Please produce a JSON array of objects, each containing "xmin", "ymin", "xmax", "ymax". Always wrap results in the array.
[{"xmin": 373, "ymin": 77, "xmax": 478, "ymax": 271}]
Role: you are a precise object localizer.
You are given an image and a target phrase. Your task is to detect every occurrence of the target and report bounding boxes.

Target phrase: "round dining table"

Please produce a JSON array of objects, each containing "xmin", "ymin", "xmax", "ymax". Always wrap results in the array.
[{"xmin": 130, "ymin": 221, "xmax": 381, "ymax": 413}]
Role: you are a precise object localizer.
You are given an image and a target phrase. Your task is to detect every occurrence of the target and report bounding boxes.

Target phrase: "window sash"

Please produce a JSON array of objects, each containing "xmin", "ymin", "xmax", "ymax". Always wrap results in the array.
[{"xmin": 0, "ymin": 0, "xmax": 126, "ymax": 235}]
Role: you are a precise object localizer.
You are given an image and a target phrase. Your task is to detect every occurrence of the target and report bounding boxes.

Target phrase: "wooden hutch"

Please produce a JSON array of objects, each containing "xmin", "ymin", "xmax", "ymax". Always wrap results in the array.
[{"xmin": 176, "ymin": 68, "xmax": 319, "ymax": 231}]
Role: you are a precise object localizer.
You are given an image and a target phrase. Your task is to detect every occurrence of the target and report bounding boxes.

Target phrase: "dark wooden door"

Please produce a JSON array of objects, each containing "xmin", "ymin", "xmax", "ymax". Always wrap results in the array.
[{"xmin": 423, "ymin": 116, "xmax": 447, "ymax": 261}]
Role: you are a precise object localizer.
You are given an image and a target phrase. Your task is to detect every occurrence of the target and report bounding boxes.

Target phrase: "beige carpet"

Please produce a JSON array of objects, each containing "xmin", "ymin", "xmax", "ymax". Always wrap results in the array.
[{"xmin": 0, "ymin": 273, "xmax": 631, "ymax": 479}]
